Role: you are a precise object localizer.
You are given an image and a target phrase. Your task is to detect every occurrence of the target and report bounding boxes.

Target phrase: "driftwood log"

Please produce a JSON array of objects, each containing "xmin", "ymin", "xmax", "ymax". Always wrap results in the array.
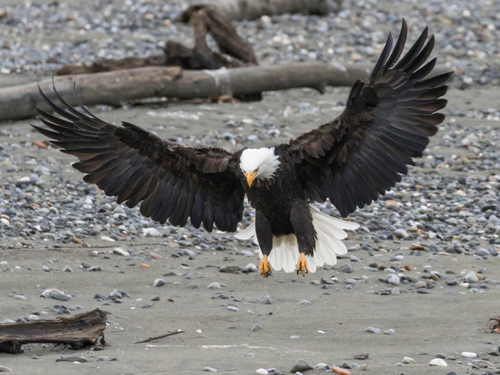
[
  {"xmin": 56, "ymin": 5, "xmax": 257, "ymax": 76},
  {"xmin": 177, "ymin": 0, "xmax": 343, "ymax": 22},
  {"xmin": 0, "ymin": 62, "xmax": 452, "ymax": 122},
  {"xmin": 0, "ymin": 308, "xmax": 107, "ymax": 354}
]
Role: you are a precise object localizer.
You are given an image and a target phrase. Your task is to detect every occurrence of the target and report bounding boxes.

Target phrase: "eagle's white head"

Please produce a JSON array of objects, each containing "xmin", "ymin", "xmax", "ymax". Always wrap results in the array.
[{"xmin": 240, "ymin": 147, "xmax": 281, "ymax": 187}]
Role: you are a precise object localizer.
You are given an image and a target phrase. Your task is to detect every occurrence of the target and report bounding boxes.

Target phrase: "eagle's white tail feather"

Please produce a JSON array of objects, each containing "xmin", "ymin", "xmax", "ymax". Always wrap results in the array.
[
  {"xmin": 235, "ymin": 205, "xmax": 359, "ymax": 273},
  {"xmin": 234, "ymin": 222, "xmax": 256, "ymax": 240}
]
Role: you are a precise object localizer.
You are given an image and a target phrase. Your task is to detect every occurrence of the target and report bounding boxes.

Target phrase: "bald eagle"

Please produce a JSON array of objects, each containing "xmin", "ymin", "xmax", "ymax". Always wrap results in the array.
[{"xmin": 33, "ymin": 20, "xmax": 451, "ymax": 278}]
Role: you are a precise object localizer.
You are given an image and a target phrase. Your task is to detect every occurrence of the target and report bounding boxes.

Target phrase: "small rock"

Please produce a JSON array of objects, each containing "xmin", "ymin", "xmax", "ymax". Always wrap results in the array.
[
  {"xmin": 402, "ymin": 356, "xmax": 415, "ymax": 364},
  {"xmin": 429, "ymin": 358, "xmax": 447, "ymax": 367},
  {"xmin": 464, "ymin": 271, "xmax": 479, "ymax": 283},
  {"xmin": 365, "ymin": 327, "xmax": 381, "ymax": 334},
  {"xmin": 113, "ymin": 248, "xmax": 129, "ymax": 256},
  {"xmin": 251, "ymin": 323, "xmax": 262, "ymax": 331},
  {"xmin": 143, "ymin": 228, "xmax": 162, "ymax": 237},
  {"xmin": 393, "ymin": 229, "xmax": 409, "ymax": 239},
  {"xmin": 296, "ymin": 300, "xmax": 312, "ymax": 305},
  {"xmin": 154, "ymin": 278, "xmax": 166, "ymax": 287},
  {"xmin": 338, "ymin": 263, "xmax": 354, "ymax": 273},
  {"xmin": 150, "ymin": 295, "xmax": 160, "ymax": 301},
  {"xmin": 202, "ymin": 367, "xmax": 217, "ymax": 372},
  {"xmin": 207, "ymin": 282, "xmax": 221, "ymax": 290},
  {"xmin": 87, "ymin": 266, "xmax": 102, "ymax": 272},
  {"xmin": 227, "ymin": 306, "xmax": 239, "ymax": 312},
  {"xmin": 257, "ymin": 292, "xmax": 272, "ymax": 304},
  {"xmin": 461, "ymin": 351, "xmax": 477, "ymax": 358},
  {"xmin": 0, "ymin": 365, "xmax": 12, "ymax": 372},
  {"xmin": 256, "ymin": 369, "xmax": 268, "ymax": 375},
  {"xmin": 331, "ymin": 366, "xmax": 351, "ymax": 375},
  {"xmin": 386, "ymin": 274, "xmax": 400, "ymax": 285},
  {"xmin": 291, "ymin": 359, "xmax": 313, "ymax": 373}
]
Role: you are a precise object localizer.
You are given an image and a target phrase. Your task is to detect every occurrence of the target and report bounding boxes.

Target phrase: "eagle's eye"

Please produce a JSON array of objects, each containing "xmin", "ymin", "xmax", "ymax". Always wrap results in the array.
[{"xmin": 254, "ymin": 167, "xmax": 259, "ymax": 173}]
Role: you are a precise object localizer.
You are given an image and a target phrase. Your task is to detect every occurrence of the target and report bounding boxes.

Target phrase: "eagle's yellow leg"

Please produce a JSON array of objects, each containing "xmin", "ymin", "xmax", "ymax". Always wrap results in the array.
[
  {"xmin": 296, "ymin": 253, "xmax": 309, "ymax": 277},
  {"xmin": 259, "ymin": 255, "xmax": 272, "ymax": 278}
]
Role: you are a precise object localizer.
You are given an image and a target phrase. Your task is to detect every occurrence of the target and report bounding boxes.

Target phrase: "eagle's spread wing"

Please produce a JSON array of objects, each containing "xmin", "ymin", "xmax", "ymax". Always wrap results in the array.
[
  {"xmin": 33, "ymin": 87, "xmax": 245, "ymax": 232},
  {"xmin": 286, "ymin": 20, "xmax": 452, "ymax": 217}
]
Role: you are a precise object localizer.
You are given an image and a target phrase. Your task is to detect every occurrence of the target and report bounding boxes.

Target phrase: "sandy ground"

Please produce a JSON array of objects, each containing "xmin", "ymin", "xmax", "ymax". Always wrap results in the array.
[{"xmin": 1, "ymin": 80, "xmax": 500, "ymax": 375}]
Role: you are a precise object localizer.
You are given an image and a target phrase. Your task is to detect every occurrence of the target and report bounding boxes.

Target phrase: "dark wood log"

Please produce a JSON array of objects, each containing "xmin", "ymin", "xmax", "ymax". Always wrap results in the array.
[
  {"xmin": 0, "ymin": 308, "xmax": 107, "ymax": 354},
  {"xmin": 0, "ymin": 62, "xmax": 452, "ymax": 122},
  {"xmin": 177, "ymin": 0, "xmax": 343, "ymax": 22},
  {"xmin": 56, "ymin": 6, "xmax": 256, "ymax": 75},
  {"xmin": 55, "ymin": 55, "xmax": 167, "ymax": 76},
  {"xmin": 0, "ymin": 66, "xmax": 182, "ymax": 121},
  {"xmin": 163, "ymin": 9, "xmax": 246, "ymax": 70}
]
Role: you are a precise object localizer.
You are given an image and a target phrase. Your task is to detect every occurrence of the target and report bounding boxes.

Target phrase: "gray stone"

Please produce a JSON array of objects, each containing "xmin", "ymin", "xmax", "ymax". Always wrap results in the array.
[
  {"xmin": 207, "ymin": 282, "xmax": 221, "ymax": 290},
  {"xmin": 338, "ymin": 263, "xmax": 354, "ymax": 273},
  {"xmin": 402, "ymin": 356, "xmax": 415, "ymax": 364},
  {"xmin": 297, "ymin": 299, "xmax": 312, "ymax": 305},
  {"xmin": 291, "ymin": 359, "xmax": 313, "ymax": 373},
  {"xmin": 386, "ymin": 274, "xmax": 400, "ymax": 285},
  {"xmin": 393, "ymin": 229, "xmax": 409, "ymax": 239},
  {"xmin": 154, "ymin": 278, "xmax": 166, "ymax": 287},
  {"xmin": 257, "ymin": 292, "xmax": 272, "ymax": 304},
  {"xmin": 464, "ymin": 271, "xmax": 479, "ymax": 283},
  {"xmin": 202, "ymin": 367, "xmax": 217, "ymax": 372},
  {"xmin": 251, "ymin": 323, "xmax": 262, "ymax": 331},
  {"xmin": 365, "ymin": 327, "xmax": 381, "ymax": 334}
]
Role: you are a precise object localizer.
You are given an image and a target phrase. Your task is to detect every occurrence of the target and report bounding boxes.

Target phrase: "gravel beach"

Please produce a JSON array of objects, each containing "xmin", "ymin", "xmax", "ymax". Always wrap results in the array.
[{"xmin": 2, "ymin": 0, "xmax": 500, "ymax": 374}]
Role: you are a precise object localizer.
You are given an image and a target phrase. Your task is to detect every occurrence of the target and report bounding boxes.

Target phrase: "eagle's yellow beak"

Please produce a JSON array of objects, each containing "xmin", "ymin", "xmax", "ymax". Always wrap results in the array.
[{"xmin": 246, "ymin": 171, "xmax": 257, "ymax": 187}]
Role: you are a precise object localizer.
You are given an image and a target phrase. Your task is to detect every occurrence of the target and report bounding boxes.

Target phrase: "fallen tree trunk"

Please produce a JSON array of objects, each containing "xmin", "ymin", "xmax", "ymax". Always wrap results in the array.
[
  {"xmin": 56, "ymin": 5, "xmax": 257, "ymax": 76},
  {"xmin": 177, "ymin": 0, "xmax": 343, "ymax": 22},
  {"xmin": 0, "ymin": 62, "xmax": 451, "ymax": 122},
  {"xmin": 55, "ymin": 55, "xmax": 168, "ymax": 76},
  {"xmin": 0, "ymin": 308, "xmax": 107, "ymax": 354}
]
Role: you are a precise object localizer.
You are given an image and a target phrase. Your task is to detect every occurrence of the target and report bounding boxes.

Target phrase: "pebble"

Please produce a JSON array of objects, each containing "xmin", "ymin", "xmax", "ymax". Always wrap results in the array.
[
  {"xmin": 203, "ymin": 367, "xmax": 217, "ymax": 372},
  {"xmin": 365, "ymin": 327, "xmax": 381, "ymax": 334},
  {"xmin": 461, "ymin": 351, "xmax": 477, "ymax": 358},
  {"xmin": 257, "ymin": 292, "xmax": 273, "ymax": 304},
  {"xmin": 154, "ymin": 278, "xmax": 166, "ymax": 287},
  {"xmin": 429, "ymin": 358, "xmax": 447, "ymax": 366},
  {"xmin": 386, "ymin": 274, "xmax": 400, "ymax": 285},
  {"xmin": 207, "ymin": 282, "xmax": 221, "ymax": 290},
  {"xmin": 331, "ymin": 366, "xmax": 351, "ymax": 375},
  {"xmin": 296, "ymin": 299, "xmax": 312, "ymax": 305},
  {"xmin": 464, "ymin": 271, "xmax": 479, "ymax": 283},
  {"xmin": 291, "ymin": 359, "xmax": 313, "ymax": 373},
  {"xmin": 143, "ymin": 228, "xmax": 162, "ymax": 236},
  {"xmin": 256, "ymin": 369, "xmax": 268, "ymax": 375},
  {"xmin": 401, "ymin": 357, "xmax": 415, "ymax": 364},
  {"xmin": 338, "ymin": 263, "xmax": 354, "ymax": 273},
  {"xmin": 251, "ymin": 323, "xmax": 262, "ymax": 331}
]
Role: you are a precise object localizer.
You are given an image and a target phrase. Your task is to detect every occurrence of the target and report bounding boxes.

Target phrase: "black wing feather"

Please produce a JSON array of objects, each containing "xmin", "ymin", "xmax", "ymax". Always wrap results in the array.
[
  {"xmin": 286, "ymin": 19, "xmax": 452, "ymax": 217},
  {"xmin": 33, "ymin": 87, "xmax": 244, "ymax": 232}
]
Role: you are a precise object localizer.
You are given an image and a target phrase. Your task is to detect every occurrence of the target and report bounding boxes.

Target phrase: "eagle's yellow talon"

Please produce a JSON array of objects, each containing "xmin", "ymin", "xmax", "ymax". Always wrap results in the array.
[
  {"xmin": 260, "ymin": 255, "xmax": 272, "ymax": 278},
  {"xmin": 296, "ymin": 253, "xmax": 309, "ymax": 277}
]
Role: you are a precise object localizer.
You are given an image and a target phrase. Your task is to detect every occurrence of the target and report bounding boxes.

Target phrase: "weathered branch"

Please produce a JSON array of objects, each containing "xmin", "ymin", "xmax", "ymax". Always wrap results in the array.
[
  {"xmin": 55, "ymin": 55, "xmax": 167, "ymax": 76},
  {"xmin": 0, "ymin": 62, "xmax": 452, "ymax": 122},
  {"xmin": 56, "ymin": 5, "xmax": 257, "ymax": 76},
  {"xmin": 0, "ymin": 308, "xmax": 107, "ymax": 354},
  {"xmin": 134, "ymin": 330, "xmax": 184, "ymax": 344},
  {"xmin": 177, "ymin": 0, "xmax": 343, "ymax": 22}
]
